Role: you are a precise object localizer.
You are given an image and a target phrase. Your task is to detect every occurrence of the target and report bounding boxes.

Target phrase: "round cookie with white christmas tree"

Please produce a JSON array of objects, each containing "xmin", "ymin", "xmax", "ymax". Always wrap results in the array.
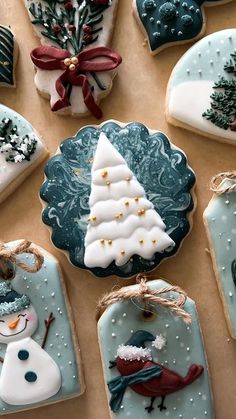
[
  {"xmin": 166, "ymin": 28, "xmax": 236, "ymax": 144},
  {"xmin": 40, "ymin": 121, "xmax": 196, "ymax": 278}
]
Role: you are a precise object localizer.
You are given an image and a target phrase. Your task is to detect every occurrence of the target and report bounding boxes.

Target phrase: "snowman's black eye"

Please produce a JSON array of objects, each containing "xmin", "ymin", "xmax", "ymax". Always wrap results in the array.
[{"xmin": 17, "ymin": 314, "xmax": 26, "ymax": 318}]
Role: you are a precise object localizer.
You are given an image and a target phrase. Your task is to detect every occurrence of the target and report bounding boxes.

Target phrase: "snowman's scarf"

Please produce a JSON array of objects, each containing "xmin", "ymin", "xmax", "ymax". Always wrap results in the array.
[{"xmin": 108, "ymin": 365, "xmax": 162, "ymax": 412}]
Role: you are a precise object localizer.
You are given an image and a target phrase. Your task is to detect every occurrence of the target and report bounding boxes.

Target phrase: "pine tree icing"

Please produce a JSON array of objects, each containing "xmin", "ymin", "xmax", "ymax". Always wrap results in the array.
[
  {"xmin": 203, "ymin": 53, "xmax": 236, "ymax": 131},
  {"xmin": 84, "ymin": 133, "xmax": 175, "ymax": 268},
  {"xmin": 0, "ymin": 118, "xmax": 37, "ymax": 163}
]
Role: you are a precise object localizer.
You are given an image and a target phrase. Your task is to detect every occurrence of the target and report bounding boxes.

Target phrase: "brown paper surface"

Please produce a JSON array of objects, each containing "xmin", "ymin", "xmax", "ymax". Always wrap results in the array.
[{"xmin": 0, "ymin": 1, "xmax": 236, "ymax": 418}]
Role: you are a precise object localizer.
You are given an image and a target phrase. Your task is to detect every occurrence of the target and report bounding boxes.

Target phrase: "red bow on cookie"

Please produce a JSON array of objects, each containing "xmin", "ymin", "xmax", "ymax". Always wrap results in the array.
[{"xmin": 31, "ymin": 46, "xmax": 122, "ymax": 119}]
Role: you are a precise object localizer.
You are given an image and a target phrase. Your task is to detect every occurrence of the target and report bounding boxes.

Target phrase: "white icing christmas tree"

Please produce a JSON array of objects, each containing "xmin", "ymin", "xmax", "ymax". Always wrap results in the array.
[{"xmin": 84, "ymin": 133, "xmax": 175, "ymax": 268}]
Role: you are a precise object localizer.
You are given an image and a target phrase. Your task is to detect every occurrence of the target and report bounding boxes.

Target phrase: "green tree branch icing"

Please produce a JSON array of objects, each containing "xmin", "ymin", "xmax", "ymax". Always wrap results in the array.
[
  {"xmin": 203, "ymin": 53, "xmax": 236, "ymax": 131},
  {"xmin": 0, "ymin": 118, "xmax": 37, "ymax": 163}
]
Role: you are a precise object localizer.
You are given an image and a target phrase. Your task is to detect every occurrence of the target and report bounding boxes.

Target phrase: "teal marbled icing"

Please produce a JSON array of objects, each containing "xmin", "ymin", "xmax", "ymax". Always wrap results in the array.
[
  {"xmin": 98, "ymin": 280, "xmax": 214, "ymax": 418},
  {"xmin": 40, "ymin": 122, "xmax": 195, "ymax": 278},
  {"xmin": 204, "ymin": 180, "xmax": 236, "ymax": 338},
  {"xmin": 0, "ymin": 241, "xmax": 81, "ymax": 414},
  {"xmin": 170, "ymin": 29, "xmax": 236, "ymax": 88},
  {"xmin": 136, "ymin": 0, "xmax": 204, "ymax": 52},
  {"xmin": 0, "ymin": 26, "xmax": 15, "ymax": 86}
]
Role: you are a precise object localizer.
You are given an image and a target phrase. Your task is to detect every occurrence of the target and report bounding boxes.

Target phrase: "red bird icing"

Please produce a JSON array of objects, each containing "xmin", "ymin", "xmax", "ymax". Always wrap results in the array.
[{"xmin": 116, "ymin": 357, "xmax": 204, "ymax": 398}]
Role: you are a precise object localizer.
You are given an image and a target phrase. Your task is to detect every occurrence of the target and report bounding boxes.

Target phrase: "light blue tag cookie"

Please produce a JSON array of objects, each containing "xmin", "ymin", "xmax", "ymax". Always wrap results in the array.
[{"xmin": 97, "ymin": 279, "xmax": 214, "ymax": 418}]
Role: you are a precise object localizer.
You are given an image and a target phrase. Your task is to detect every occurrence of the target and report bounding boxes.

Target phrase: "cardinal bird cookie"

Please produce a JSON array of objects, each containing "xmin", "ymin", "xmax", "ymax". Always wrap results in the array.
[
  {"xmin": 24, "ymin": 0, "xmax": 122, "ymax": 118},
  {"xmin": 166, "ymin": 29, "xmax": 236, "ymax": 144},
  {"xmin": 133, "ymin": 0, "xmax": 233, "ymax": 55},
  {"xmin": 0, "ymin": 26, "xmax": 18, "ymax": 87},
  {"xmin": 204, "ymin": 173, "xmax": 236, "ymax": 339},
  {"xmin": 40, "ymin": 121, "xmax": 196, "ymax": 278},
  {"xmin": 0, "ymin": 240, "xmax": 84, "ymax": 414},
  {"xmin": 97, "ymin": 279, "xmax": 214, "ymax": 418},
  {"xmin": 0, "ymin": 105, "xmax": 47, "ymax": 204}
]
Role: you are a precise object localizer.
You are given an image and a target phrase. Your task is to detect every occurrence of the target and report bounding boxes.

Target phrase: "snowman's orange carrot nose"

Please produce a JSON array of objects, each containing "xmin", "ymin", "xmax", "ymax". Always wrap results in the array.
[{"xmin": 8, "ymin": 318, "xmax": 20, "ymax": 329}]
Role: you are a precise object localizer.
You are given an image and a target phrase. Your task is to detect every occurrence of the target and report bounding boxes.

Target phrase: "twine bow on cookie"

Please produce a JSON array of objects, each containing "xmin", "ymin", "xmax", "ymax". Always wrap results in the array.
[
  {"xmin": 210, "ymin": 171, "xmax": 236, "ymax": 195},
  {"xmin": 0, "ymin": 240, "xmax": 44, "ymax": 279},
  {"xmin": 96, "ymin": 274, "xmax": 191, "ymax": 324},
  {"xmin": 31, "ymin": 46, "xmax": 122, "ymax": 119}
]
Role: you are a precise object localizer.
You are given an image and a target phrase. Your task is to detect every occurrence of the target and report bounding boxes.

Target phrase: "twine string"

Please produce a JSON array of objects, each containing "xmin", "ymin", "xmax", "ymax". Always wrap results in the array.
[
  {"xmin": 96, "ymin": 274, "xmax": 191, "ymax": 324},
  {"xmin": 210, "ymin": 172, "xmax": 236, "ymax": 195},
  {"xmin": 0, "ymin": 240, "xmax": 44, "ymax": 277}
]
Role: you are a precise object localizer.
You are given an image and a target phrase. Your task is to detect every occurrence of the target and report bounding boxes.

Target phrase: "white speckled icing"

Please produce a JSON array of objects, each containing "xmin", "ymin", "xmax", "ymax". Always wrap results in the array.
[
  {"xmin": 84, "ymin": 134, "xmax": 175, "ymax": 268},
  {"xmin": 0, "ymin": 105, "xmax": 45, "ymax": 198},
  {"xmin": 25, "ymin": 0, "xmax": 119, "ymax": 115},
  {"xmin": 98, "ymin": 280, "xmax": 214, "ymax": 419},
  {"xmin": 204, "ymin": 179, "xmax": 236, "ymax": 338},
  {"xmin": 0, "ymin": 241, "xmax": 83, "ymax": 414},
  {"xmin": 167, "ymin": 29, "xmax": 236, "ymax": 141}
]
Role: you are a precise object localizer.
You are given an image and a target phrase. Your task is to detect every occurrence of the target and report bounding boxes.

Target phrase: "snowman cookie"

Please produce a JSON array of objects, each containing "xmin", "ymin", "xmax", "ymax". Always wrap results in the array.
[
  {"xmin": 0, "ymin": 240, "xmax": 84, "ymax": 413},
  {"xmin": 204, "ymin": 174, "xmax": 236, "ymax": 339},
  {"xmin": 97, "ymin": 279, "xmax": 214, "ymax": 418},
  {"xmin": 25, "ymin": 0, "xmax": 122, "ymax": 118},
  {"xmin": 0, "ymin": 26, "xmax": 18, "ymax": 88},
  {"xmin": 40, "ymin": 121, "xmax": 196, "ymax": 278},
  {"xmin": 0, "ymin": 105, "xmax": 47, "ymax": 204},
  {"xmin": 166, "ymin": 29, "xmax": 236, "ymax": 144},
  {"xmin": 133, "ymin": 0, "xmax": 233, "ymax": 55}
]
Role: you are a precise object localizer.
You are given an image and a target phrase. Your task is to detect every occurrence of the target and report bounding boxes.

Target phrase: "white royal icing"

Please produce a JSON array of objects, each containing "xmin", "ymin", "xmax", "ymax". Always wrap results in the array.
[
  {"xmin": 84, "ymin": 133, "xmax": 175, "ymax": 268},
  {"xmin": 116, "ymin": 344, "xmax": 152, "ymax": 362},
  {"xmin": 0, "ymin": 305, "xmax": 61, "ymax": 405}
]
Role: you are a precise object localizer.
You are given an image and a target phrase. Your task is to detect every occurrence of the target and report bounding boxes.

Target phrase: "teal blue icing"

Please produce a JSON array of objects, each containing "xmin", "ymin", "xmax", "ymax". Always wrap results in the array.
[
  {"xmin": 136, "ymin": 0, "xmax": 204, "ymax": 52},
  {"xmin": 170, "ymin": 29, "xmax": 236, "ymax": 88},
  {"xmin": 40, "ymin": 121, "xmax": 195, "ymax": 278},
  {"xmin": 204, "ymin": 180, "xmax": 236, "ymax": 338},
  {"xmin": 0, "ymin": 241, "xmax": 81, "ymax": 414},
  {"xmin": 98, "ymin": 280, "xmax": 214, "ymax": 418},
  {"xmin": 0, "ymin": 26, "xmax": 15, "ymax": 86}
]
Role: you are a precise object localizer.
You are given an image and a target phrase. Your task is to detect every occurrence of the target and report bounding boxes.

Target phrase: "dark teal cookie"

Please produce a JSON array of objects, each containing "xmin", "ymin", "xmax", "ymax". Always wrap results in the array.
[
  {"xmin": 40, "ymin": 122, "xmax": 195, "ymax": 278},
  {"xmin": 134, "ymin": 0, "xmax": 230, "ymax": 54},
  {"xmin": 0, "ymin": 26, "xmax": 17, "ymax": 87}
]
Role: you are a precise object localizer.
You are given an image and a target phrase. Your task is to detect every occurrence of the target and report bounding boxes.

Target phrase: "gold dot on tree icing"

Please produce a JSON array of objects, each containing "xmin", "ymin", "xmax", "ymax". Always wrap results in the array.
[
  {"xmin": 138, "ymin": 209, "xmax": 146, "ymax": 216},
  {"xmin": 108, "ymin": 240, "xmax": 113, "ymax": 245},
  {"xmin": 87, "ymin": 217, "xmax": 91, "ymax": 222},
  {"xmin": 101, "ymin": 170, "xmax": 108, "ymax": 178},
  {"xmin": 124, "ymin": 201, "xmax": 129, "ymax": 206},
  {"xmin": 125, "ymin": 177, "xmax": 131, "ymax": 182},
  {"xmin": 152, "ymin": 240, "xmax": 157, "ymax": 244},
  {"xmin": 73, "ymin": 169, "xmax": 80, "ymax": 176},
  {"xmin": 134, "ymin": 196, "xmax": 140, "ymax": 202},
  {"xmin": 139, "ymin": 239, "xmax": 144, "ymax": 244},
  {"xmin": 121, "ymin": 250, "xmax": 126, "ymax": 256},
  {"xmin": 88, "ymin": 158, "xmax": 93, "ymax": 164},
  {"xmin": 100, "ymin": 239, "xmax": 105, "ymax": 245},
  {"xmin": 92, "ymin": 216, "xmax": 97, "ymax": 221},
  {"xmin": 106, "ymin": 181, "xmax": 111, "ymax": 186}
]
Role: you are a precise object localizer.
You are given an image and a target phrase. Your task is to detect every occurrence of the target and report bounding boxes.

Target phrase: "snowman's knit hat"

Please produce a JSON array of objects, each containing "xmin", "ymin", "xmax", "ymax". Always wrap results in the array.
[{"xmin": 0, "ymin": 282, "xmax": 30, "ymax": 317}]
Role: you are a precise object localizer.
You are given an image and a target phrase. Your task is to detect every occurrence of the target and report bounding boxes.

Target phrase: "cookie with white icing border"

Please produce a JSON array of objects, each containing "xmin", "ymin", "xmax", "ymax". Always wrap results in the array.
[
  {"xmin": 40, "ymin": 121, "xmax": 196, "ymax": 278},
  {"xmin": 24, "ymin": 0, "xmax": 122, "ymax": 118},
  {"xmin": 0, "ymin": 25, "xmax": 18, "ymax": 88},
  {"xmin": 0, "ymin": 105, "xmax": 47, "ymax": 204},
  {"xmin": 204, "ymin": 174, "xmax": 236, "ymax": 338},
  {"xmin": 0, "ymin": 240, "xmax": 84, "ymax": 414},
  {"xmin": 97, "ymin": 279, "xmax": 214, "ymax": 418},
  {"xmin": 166, "ymin": 28, "xmax": 236, "ymax": 144},
  {"xmin": 133, "ymin": 0, "xmax": 233, "ymax": 56}
]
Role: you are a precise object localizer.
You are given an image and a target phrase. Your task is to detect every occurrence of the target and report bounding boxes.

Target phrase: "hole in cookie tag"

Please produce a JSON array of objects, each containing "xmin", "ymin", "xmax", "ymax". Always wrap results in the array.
[{"xmin": 97, "ymin": 279, "xmax": 214, "ymax": 418}]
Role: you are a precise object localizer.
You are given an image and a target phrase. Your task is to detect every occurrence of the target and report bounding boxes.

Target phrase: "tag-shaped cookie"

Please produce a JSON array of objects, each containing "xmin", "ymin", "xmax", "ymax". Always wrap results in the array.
[
  {"xmin": 204, "ymin": 173, "xmax": 236, "ymax": 338},
  {"xmin": 0, "ymin": 105, "xmax": 47, "ymax": 204},
  {"xmin": 133, "ymin": 0, "xmax": 233, "ymax": 55},
  {"xmin": 97, "ymin": 278, "xmax": 214, "ymax": 418},
  {"xmin": 0, "ymin": 240, "xmax": 84, "ymax": 414},
  {"xmin": 25, "ymin": 0, "xmax": 122, "ymax": 118},
  {"xmin": 40, "ymin": 121, "xmax": 196, "ymax": 278},
  {"xmin": 166, "ymin": 29, "xmax": 236, "ymax": 144},
  {"xmin": 0, "ymin": 25, "xmax": 18, "ymax": 87}
]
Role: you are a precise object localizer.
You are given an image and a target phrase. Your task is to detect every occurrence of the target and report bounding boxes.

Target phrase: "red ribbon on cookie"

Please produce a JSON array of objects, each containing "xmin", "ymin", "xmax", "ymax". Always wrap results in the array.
[{"xmin": 31, "ymin": 46, "xmax": 122, "ymax": 119}]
